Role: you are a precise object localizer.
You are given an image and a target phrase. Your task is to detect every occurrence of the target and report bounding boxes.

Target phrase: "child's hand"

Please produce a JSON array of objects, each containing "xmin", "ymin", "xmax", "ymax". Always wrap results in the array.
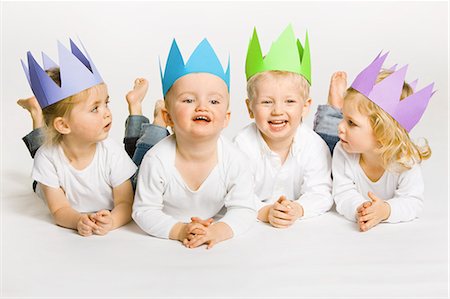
[
  {"xmin": 181, "ymin": 217, "xmax": 213, "ymax": 246},
  {"xmin": 89, "ymin": 210, "xmax": 114, "ymax": 235},
  {"xmin": 356, "ymin": 192, "xmax": 391, "ymax": 232},
  {"xmin": 184, "ymin": 222, "xmax": 233, "ymax": 249},
  {"xmin": 77, "ymin": 214, "xmax": 98, "ymax": 237},
  {"xmin": 268, "ymin": 196, "xmax": 303, "ymax": 228}
]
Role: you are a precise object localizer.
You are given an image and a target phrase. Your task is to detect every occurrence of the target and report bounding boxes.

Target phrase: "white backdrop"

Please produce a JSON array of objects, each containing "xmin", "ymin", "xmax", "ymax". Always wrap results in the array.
[{"xmin": 1, "ymin": 1, "xmax": 448, "ymax": 298}]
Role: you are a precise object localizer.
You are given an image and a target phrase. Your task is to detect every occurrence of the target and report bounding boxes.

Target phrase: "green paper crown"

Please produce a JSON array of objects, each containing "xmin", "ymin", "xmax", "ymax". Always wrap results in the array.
[{"xmin": 245, "ymin": 24, "xmax": 311, "ymax": 85}]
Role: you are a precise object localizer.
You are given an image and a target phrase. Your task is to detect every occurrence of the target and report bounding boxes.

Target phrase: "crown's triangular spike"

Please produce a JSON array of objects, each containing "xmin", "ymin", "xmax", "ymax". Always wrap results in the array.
[
  {"xmin": 186, "ymin": 39, "xmax": 224, "ymax": 73},
  {"xmin": 351, "ymin": 52, "xmax": 389, "ymax": 95},
  {"xmin": 21, "ymin": 59, "xmax": 31, "ymax": 85},
  {"xmin": 387, "ymin": 64, "xmax": 398, "ymax": 72},
  {"xmin": 245, "ymin": 27, "xmax": 264, "ymax": 79},
  {"xmin": 27, "ymin": 51, "xmax": 54, "ymax": 108},
  {"xmin": 368, "ymin": 65, "xmax": 408, "ymax": 115},
  {"xmin": 69, "ymin": 38, "xmax": 92, "ymax": 72},
  {"xmin": 409, "ymin": 78, "xmax": 418, "ymax": 92},
  {"xmin": 42, "ymin": 52, "xmax": 59, "ymax": 70},
  {"xmin": 300, "ymin": 31, "xmax": 311, "ymax": 84},
  {"xmin": 393, "ymin": 82, "xmax": 434, "ymax": 132},
  {"xmin": 264, "ymin": 24, "xmax": 300, "ymax": 75}
]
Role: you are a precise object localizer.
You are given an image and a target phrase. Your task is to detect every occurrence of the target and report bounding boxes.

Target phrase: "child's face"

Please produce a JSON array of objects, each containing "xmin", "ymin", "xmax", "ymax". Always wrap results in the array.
[
  {"xmin": 64, "ymin": 84, "xmax": 112, "ymax": 143},
  {"xmin": 163, "ymin": 73, "xmax": 230, "ymax": 140},
  {"xmin": 338, "ymin": 95, "xmax": 378, "ymax": 154},
  {"xmin": 246, "ymin": 74, "xmax": 311, "ymax": 147}
]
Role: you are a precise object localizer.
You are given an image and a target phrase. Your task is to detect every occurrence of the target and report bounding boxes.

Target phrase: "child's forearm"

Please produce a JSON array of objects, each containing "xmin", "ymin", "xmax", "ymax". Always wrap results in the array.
[
  {"xmin": 52, "ymin": 206, "xmax": 82, "ymax": 230},
  {"xmin": 257, "ymin": 205, "xmax": 271, "ymax": 222},
  {"xmin": 169, "ymin": 222, "xmax": 186, "ymax": 241},
  {"xmin": 212, "ymin": 222, "xmax": 233, "ymax": 243},
  {"xmin": 110, "ymin": 202, "xmax": 132, "ymax": 229}
]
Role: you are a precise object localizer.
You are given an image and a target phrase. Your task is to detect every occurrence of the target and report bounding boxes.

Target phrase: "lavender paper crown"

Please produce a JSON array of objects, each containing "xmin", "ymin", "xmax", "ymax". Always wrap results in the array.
[
  {"xmin": 21, "ymin": 38, "xmax": 104, "ymax": 109},
  {"xmin": 350, "ymin": 52, "xmax": 435, "ymax": 132}
]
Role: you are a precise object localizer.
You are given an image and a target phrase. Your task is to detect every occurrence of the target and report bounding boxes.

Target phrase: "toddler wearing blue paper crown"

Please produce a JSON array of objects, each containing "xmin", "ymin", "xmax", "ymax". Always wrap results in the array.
[
  {"xmin": 318, "ymin": 53, "xmax": 433, "ymax": 232},
  {"xmin": 233, "ymin": 25, "xmax": 333, "ymax": 228},
  {"xmin": 18, "ymin": 39, "xmax": 137, "ymax": 236},
  {"xmin": 132, "ymin": 39, "xmax": 256, "ymax": 249}
]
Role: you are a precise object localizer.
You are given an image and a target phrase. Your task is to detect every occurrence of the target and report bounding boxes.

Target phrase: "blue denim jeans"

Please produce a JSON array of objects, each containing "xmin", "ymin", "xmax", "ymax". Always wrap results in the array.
[{"xmin": 313, "ymin": 105, "xmax": 342, "ymax": 154}]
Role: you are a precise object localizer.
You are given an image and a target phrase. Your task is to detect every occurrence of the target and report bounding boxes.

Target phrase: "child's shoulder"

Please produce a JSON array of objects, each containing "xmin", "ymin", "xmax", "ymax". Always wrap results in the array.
[
  {"xmin": 141, "ymin": 134, "xmax": 175, "ymax": 162},
  {"xmin": 233, "ymin": 122, "xmax": 258, "ymax": 144},
  {"xmin": 296, "ymin": 124, "xmax": 330, "ymax": 153}
]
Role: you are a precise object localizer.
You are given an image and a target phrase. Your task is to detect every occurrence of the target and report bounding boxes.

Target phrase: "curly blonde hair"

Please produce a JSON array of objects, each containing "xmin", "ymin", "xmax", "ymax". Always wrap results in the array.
[
  {"xmin": 346, "ymin": 70, "xmax": 431, "ymax": 171},
  {"xmin": 246, "ymin": 70, "xmax": 310, "ymax": 101}
]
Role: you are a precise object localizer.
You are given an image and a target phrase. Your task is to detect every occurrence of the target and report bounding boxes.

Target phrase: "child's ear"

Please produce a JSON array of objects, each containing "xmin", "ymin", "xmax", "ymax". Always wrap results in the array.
[
  {"xmin": 223, "ymin": 110, "xmax": 231, "ymax": 128},
  {"xmin": 245, "ymin": 99, "xmax": 254, "ymax": 119},
  {"xmin": 53, "ymin": 117, "xmax": 71, "ymax": 135},
  {"xmin": 162, "ymin": 107, "xmax": 174, "ymax": 127},
  {"xmin": 301, "ymin": 97, "xmax": 313, "ymax": 118}
]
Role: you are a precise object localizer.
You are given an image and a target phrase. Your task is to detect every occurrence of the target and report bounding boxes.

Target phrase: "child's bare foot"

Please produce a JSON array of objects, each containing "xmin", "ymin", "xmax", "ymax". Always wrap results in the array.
[
  {"xmin": 152, "ymin": 99, "xmax": 166, "ymax": 127},
  {"xmin": 327, "ymin": 71, "xmax": 347, "ymax": 110},
  {"xmin": 126, "ymin": 78, "xmax": 149, "ymax": 115},
  {"xmin": 17, "ymin": 96, "xmax": 44, "ymax": 129}
]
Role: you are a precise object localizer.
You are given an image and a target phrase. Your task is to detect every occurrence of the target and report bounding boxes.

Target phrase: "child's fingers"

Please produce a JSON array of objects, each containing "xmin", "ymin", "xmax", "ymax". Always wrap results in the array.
[
  {"xmin": 362, "ymin": 218, "xmax": 379, "ymax": 231},
  {"xmin": 190, "ymin": 217, "xmax": 213, "ymax": 226},
  {"xmin": 271, "ymin": 210, "xmax": 294, "ymax": 221},
  {"xmin": 269, "ymin": 216, "xmax": 293, "ymax": 228},
  {"xmin": 187, "ymin": 235, "xmax": 208, "ymax": 249},
  {"xmin": 357, "ymin": 212, "xmax": 374, "ymax": 223},
  {"xmin": 186, "ymin": 223, "xmax": 208, "ymax": 234},
  {"xmin": 189, "ymin": 228, "xmax": 207, "ymax": 235},
  {"xmin": 272, "ymin": 202, "xmax": 290, "ymax": 212}
]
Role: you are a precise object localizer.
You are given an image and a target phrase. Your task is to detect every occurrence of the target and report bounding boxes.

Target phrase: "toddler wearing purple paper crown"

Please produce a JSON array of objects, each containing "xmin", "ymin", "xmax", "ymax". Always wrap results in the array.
[
  {"xmin": 18, "ymin": 40, "xmax": 140, "ymax": 236},
  {"xmin": 321, "ymin": 57, "xmax": 432, "ymax": 232}
]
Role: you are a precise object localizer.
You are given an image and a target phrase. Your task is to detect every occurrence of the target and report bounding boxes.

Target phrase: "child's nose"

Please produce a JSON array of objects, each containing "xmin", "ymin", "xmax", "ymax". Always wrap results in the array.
[
  {"xmin": 271, "ymin": 102, "xmax": 284, "ymax": 115},
  {"xmin": 338, "ymin": 120, "xmax": 345, "ymax": 133}
]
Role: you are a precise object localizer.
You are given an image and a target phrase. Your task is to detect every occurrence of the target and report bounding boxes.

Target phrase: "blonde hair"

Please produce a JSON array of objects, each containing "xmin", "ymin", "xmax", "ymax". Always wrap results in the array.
[
  {"xmin": 346, "ymin": 70, "xmax": 431, "ymax": 171},
  {"xmin": 246, "ymin": 70, "xmax": 310, "ymax": 101},
  {"xmin": 42, "ymin": 68, "xmax": 102, "ymax": 145}
]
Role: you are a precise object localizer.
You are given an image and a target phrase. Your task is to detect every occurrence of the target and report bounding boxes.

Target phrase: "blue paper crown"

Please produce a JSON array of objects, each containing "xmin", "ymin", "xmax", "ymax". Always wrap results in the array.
[
  {"xmin": 21, "ymin": 38, "xmax": 104, "ymax": 109},
  {"xmin": 160, "ymin": 38, "xmax": 230, "ymax": 97}
]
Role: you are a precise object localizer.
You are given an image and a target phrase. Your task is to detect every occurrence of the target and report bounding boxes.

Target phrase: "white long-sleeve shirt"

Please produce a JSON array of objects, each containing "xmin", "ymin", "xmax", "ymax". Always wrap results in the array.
[
  {"xmin": 332, "ymin": 142, "xmax": 424, "ymax": 223},
  {"xmin": 132, "ymin": 135, "xmax": 256, "ymax": 239},
  {"xmin": 233, "ymin": 123, "xmax": 333, "ymax": 218}
]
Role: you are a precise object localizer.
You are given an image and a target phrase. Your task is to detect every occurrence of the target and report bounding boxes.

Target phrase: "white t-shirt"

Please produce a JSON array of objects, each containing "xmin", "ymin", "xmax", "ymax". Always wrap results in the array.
[
  {"xmin": 132, "ymin": 135, "xmax": 256, "ymax": 239},
  {"xmin": 32, "ymin": 138, "xmax": 137, "ymax": 213},
  {"xmin": 332, "ymin": 142, "xmax": 424, "ymax": 223},
  {"xmin": 233, "ymin": 123, "xmax": 333, "ymax": 218}
]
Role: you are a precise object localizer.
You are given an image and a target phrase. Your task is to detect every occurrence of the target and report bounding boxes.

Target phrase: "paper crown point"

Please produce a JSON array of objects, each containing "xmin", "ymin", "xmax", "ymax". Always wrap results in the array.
[
  {"xmin": 245, "ymin": 24, "xmax": 311, "ymax": 85},
  {"xmin": 351, "ymin": 52, "xmax": 435, "ymax": 132},
  {"xmin": 21, "ymin": 38, "xmax": 104, "ymax": 109},
  {"xmin": 160, "ymin": 38, "xmax": 230, "ymax": 97}
]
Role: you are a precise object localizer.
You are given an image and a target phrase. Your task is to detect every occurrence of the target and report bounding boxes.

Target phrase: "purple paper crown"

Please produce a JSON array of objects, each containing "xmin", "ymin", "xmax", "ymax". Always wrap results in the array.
[
  {"xmin": 350, "ymin": 52, "xmax": 435, "ymax": 132},
  {"xmin": 21, "ymin": 38, "xmax": 104, "ymax": 109}
]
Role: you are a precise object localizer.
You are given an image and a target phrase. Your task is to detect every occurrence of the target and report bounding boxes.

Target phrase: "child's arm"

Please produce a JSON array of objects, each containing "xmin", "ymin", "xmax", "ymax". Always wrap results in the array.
[
  {"xmin": 40, "ymin": 184, "xmax": 99, "ymax": 236},
  {"xmin": 332, "ymin": 143, "xmax": 368, "ymax": 221},
  {"xmin": 90, "ymin": 179, "xmax": 134, "ymax": 234},
  {"xmin": 381, "ymin": 165, "xmax": 424, "ymax": 223},
  {"xmin": 295, "ymin": 137, "xmax": 333, "ymax": 219}
]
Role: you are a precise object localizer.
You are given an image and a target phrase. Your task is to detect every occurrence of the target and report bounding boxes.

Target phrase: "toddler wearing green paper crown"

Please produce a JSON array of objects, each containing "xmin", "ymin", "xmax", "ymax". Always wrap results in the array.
[{"xmin": 233, "ymin": 25, "xmax": 333, "ymax": 228}]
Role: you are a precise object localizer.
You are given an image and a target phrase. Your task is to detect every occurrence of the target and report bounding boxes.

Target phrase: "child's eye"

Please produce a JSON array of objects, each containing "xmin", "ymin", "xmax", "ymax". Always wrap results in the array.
[
  {"xmin": 183, "ymin": 98, "xmax": 194, "ymax": 103},
  {"xmin": 210, "ymin": 99, "xmax": 220, "ymax": 105},
  {"xmin": 261, "ymin": 100, "xmax": 272, "ymax": 104},
  {"xmin": 347, "ymin": 119, "xmax": 356, "ymax": 126},
  {"xmin": 286, "ymin": 99, "xmax": 297, "ymax": 104},
  {"xmin": 91, "ymin": 106, "xmax": 98, "ymax": 113},
  {"xmin": 105, "ymin": 100, "xmax": 110, "ymax": 107}
]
